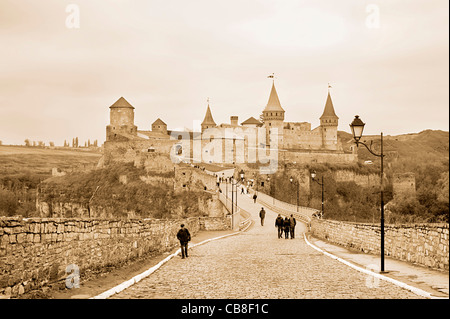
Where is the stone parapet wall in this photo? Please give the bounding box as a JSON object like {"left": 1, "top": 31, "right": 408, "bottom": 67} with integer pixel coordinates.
{"left": 310, "top": 219, "right": 449, "bottom": 271}
{"left": 0, "top": 216, "right": 230, "bottom": 297}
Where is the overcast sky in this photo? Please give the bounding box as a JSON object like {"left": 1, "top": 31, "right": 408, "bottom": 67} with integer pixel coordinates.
{"left": 0, "top": 0, "right": 448, "bottom": 146}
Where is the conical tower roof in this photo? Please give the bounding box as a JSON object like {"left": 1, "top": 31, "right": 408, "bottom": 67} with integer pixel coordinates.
{"left": 241, "top": 117, "right": 262, "bottom": 126}
{"left": 263, "top": 82, "right": 284, "bottom": 112}
{"left": 320, "top": 92, "right": 338, "bottom": 119}
{"left": 201, "top": 105, "right": 216, "bottom": 126}
{"left": 110, "top": 97, "right": 134, "bottom": 109}
{"left": 152, "top": 118, "right": 167, "bottom": 126}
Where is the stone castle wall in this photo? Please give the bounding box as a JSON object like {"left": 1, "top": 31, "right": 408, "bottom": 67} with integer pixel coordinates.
{"left": 283, "top": 150, "right": 357, "bottom": 165}
{"left": 0, "top": 215, "right": 231, "bottom": 297}
{"left": 174, "top": 166, "right": 218, "bottom": 191}
{"left": 334, "top": 170, "right": 380, "bottom": 187}
{"left": 310, "top": 219, "right": 449, "bottom": 271}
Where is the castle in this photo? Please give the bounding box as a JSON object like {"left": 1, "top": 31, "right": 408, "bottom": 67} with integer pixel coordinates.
{"left": 102, "top": 80, "right": 356, "bottom": 171}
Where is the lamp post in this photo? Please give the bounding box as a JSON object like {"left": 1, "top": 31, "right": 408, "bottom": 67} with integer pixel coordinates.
{"left": 231, "top": 170, "right": 245, "bottom": 229}
{"left": 311, "top": 170, "right": 324, "bottom": 218}
{"left": 289, "top": 176, "right": 300, "bottom": 212}
{"left": 350, "top": 115, "right": 386, "bottom": 273}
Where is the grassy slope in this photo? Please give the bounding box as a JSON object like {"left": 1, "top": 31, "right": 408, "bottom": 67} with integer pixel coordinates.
{"left": 0, "top": 145, "right": 102, "bottom": 180}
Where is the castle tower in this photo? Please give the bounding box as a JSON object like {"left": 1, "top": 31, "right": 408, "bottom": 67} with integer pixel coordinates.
{"left": 201, "top": 104, "right": 217, "bottom": 132}
{"left": 263, "top": 81, "right": 285, "bottom": 147}
{"left": 152, "top": 118, "right": 168, "bottom": 135}
{"left": 106, "top": 97, "right": 138, "bottom": 141}
{"left": 319, "top": 92, "right": 339, "bottom": 150}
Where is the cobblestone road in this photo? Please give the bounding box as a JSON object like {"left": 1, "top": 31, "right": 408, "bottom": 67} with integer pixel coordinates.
{"left": 110, "top": 192, "right": 424, "bottom": 299}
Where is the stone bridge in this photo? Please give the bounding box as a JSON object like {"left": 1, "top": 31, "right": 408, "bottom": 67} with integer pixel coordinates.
{"left": 0, "top": 186, "right": 448, "bottom": 299}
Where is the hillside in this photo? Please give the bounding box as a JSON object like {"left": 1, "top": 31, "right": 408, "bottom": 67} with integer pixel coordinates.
{"left": 338, "top": 129, "right": 449, "bottom": 165}
{"left": 0, "top": 146, "right": 103, "bottom": 217}
{"left": 0, "top": 145, "right": 102, "bottom": 180}
{"left": 38, "top": 163, "right": 211, "bottom": 219}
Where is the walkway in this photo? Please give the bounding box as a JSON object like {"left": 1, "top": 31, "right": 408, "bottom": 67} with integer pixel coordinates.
{"left": 109, "top": 190, "right": 427, "bottom": 299}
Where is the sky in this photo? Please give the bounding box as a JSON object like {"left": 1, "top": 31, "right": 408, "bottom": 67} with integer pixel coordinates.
{"left": 0, "top": 0, "right": 448, "bottom": 146}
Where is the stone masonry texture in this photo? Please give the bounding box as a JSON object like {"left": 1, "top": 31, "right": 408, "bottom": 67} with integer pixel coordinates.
{"left": 110, "top": 213, "right": 424, "bottom": 299}
{"left": 310, "top": 219, "right": 449, "bottom": 271}
{"left": 0, "top": 216, "right": 230, "bottom": 297}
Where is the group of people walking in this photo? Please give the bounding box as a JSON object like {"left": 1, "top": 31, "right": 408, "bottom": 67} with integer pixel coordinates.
{"left": 275, "top": 213, "right": 296, "bottom": 239}
{"left": 177, "top": 208, "right": 298, "bottom": 260}
{"left": 259, "top": 207, "right": 296, "bottom": 239}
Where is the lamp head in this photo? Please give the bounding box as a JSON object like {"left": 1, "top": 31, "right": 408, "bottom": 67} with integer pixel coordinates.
{"left": 350, "top": 115, "right": 365, "bottom": 143}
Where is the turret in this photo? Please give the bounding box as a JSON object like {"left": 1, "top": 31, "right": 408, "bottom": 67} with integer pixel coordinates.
{"left": 201, "top": 104, "right": 217, "bottom": 132}
{"left": 106, "top": 97, "right": 138, "bottom": 141}
{"left": 152, "top": 118, "right": 168, "bottom": 135}
{"left": 319, "top": 92, "right": 339, "bottom": 149}
{"left": 262, "top": 81, "right": 285, "bottom": 146}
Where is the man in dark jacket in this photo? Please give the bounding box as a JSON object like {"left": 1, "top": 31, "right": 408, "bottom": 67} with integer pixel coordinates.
{"left": 275, "top": 214, "right": 284, "bottom": 238}
{"left": 176, "top": 224, "right": 191, "bottom": 259}
{"left": 289, "top": 214, "right": 297, "bottom": 239}
{"left": 283, "top": 217, "right": 290, "bottom": 239}
{"left": 259, "top": 207, "right": 266, "bottom": 226}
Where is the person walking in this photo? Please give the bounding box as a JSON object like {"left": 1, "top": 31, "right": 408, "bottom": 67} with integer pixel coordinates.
{"left": 259, "top": 207, "right": 266, "bottom": 226}
{"left": 275, "top": 214, "right": 284, "bottom": 238}
{"left": 283, "top": 217, "right": 290, "bottom": 239}
{"left": 253, "top": 193, "right": 257, "bottom": 203}
{"left": 176, "top": 224, "right": 191, "bottom": 259}
{"left": 289, "top": 214, "right": 297, "bottom": 239}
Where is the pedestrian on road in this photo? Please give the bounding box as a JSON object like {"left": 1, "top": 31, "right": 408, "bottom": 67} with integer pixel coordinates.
{"left": 241, "top": 187, "right": 245, "bottom": 194}
{"left": 259, "top": 207, "right": 266, "bottom": 226}
{"left": 253, "top": 193, "right": 257, "bottom": 203}
{"left": 283, "top": 217, "right": 290, "bottom": 239}
{"left": 275, "top": 214, "right": 284, "bottom": 238}
{"left": 289, "top": 214, "right": 296, "bottom": 239}
{"left": 176, "top": 224, "right": 191, "bottom": 259}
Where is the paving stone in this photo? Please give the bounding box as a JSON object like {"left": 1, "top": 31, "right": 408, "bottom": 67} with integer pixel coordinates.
{"left": 110, "top": 192, "right": 425, "bottom": 299}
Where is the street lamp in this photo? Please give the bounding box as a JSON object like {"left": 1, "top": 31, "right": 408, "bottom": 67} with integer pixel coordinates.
{"left": 311, "top": 170, "right": 324, "bottom": 218}
{"left": 231, "top": 170, "right": 244, "bottom": 229}
{"left": 349, "top": 115, "right": 386, "bottom": 273}
{"left": 289, "top": 176, "right": 300, "bottom": 212}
